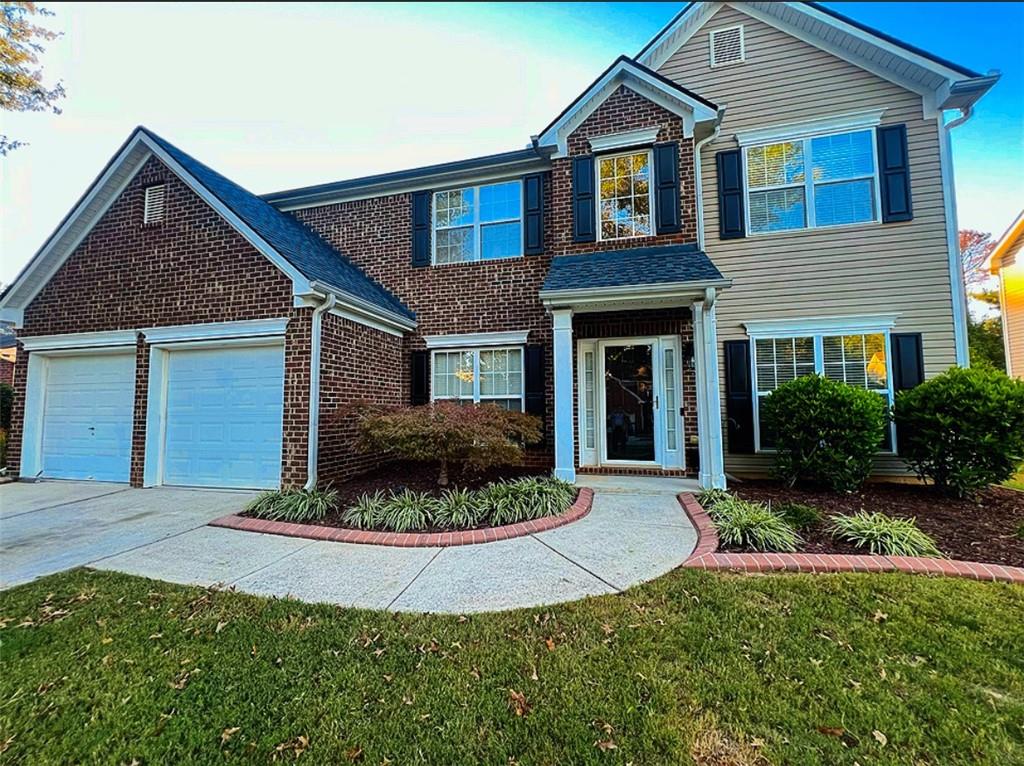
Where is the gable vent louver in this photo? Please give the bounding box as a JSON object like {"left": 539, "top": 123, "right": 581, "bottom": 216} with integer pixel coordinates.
{"left": 144, "top": 184, "right": 166, "bottom": 224}
{"left": 710, "top": 25, "right": 745, "bottom": 67}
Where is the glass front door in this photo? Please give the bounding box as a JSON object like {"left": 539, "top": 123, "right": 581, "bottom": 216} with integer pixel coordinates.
{"left": 603, "top": 344, "right": 656, "bottom": 462}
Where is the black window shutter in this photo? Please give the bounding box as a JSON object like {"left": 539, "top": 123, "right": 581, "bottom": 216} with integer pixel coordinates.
{"left": 877, "top": 124, "right": 913, "bottom": 223}
{"left": 572, "top": 155, "right": 596, "bottom": 243}
{"left": 411, "top": 190, "right": 432, "bottom": 267}
{"left": 410, "top": 350, "right": 430, "bottom": 405}
{"left": 524, "top": 344, "right": 546, "bottom": 434}
{"left": 890, "top": 333, "right": 923, "bottom": 454}
{"left": 716, "top": 149, "right": 745, "bottom": 240}
{"left": 724, "top": 339, "right": 755, "bottom": 454}
{"left": 523, "top": 173, "right": 545, "bottom": 255}
{"left": 653, "top": 142, "right": 681, "bottom": 235}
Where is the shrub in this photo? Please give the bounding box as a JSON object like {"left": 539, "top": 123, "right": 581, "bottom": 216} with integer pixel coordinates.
{"left": 341, "top": 490, "right": 386, "bottom": 529}
{"left": 478, "top": 477, "right": 576, "bottom": 527}
{"left": 246, "top": 487, "right": 338, "bottom": 523}
{"left": 762, "top": 375, "right": 888, "bottom": 492}
{"left": 433, "top": 488, "right": 487, "bottom": 529}
{"left": 707, "top": 497, "right": 801, "bottom": 552}
{"left": 696, "top": 488, "right": 731, "bottom": 510}
{"left": 0, "top": 428, "right": 7, "bottom": 470}
{"left": 0, "top": 382, "right": 12, "bottom": 432}
{"left": 774, "top": 501, "right": 822, "bottom": 530}
{"left": 893, "top": 366, "right": 1024, "bottom": 497}
{"left": 829, "top": 512, "right": 942, "bottom": 558}
{"left": 357, "top": 402, "right": 543, "bottom": 486}
{"left": 378, "top": 489, "right": 439, "bottom": 533}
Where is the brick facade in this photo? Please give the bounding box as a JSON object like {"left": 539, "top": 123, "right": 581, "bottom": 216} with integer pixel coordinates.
{"left": 10, "top": 82, "right": 703, "bottom": 486}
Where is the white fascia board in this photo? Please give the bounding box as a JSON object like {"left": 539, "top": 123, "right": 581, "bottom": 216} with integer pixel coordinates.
{"left": 142, "top": 317, "right": 290, "bottom": 344}
{"left": 20, "top": 329, "right": 138, "bottom": 352}
{"left": 0, "top": 135, "right": 152, "bottom": 322}
{"left": 734, "top": 109, "right": 885, "bottom": 146}
{"left": 540, "top": 278, "right": 733, "bottom": 307}
{"left": 307, "top": 280, "right": 416, "bottom": 335}
{"left": 139, "top": 134, "right": 312, "bottom": 296}
{"left": 589, "top": 127, "right": 662, "bottom": 152}
{"left": 424, "top": 330, "right": 530, "bottom": 349}
{"left": 742, "top": 313, "right": 900, "bottom": 338}
{"left": 986, "top": 211, "right": 1024, "bottom": 273}
{"left": 636, "top": 2, "right": 722, "bottom": 71}
{"left": 537, "top": 61, "right": 718, "bottom": 156}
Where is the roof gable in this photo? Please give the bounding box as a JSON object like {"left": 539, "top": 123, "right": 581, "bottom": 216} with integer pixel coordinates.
{"left": 988, "top": 211, "right": 1024, "bottom": 273}
{"left": 636, "top": 2, "right": 996, "bottom": 110}
{"left": 1, "top": 128, "right": 414, "bottom": 328}
{"left": 536, "top": 55, "right": 719, "bottom": 157}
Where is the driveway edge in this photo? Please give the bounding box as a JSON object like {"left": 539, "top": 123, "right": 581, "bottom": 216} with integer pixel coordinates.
{"left": 209, "top": 488, "right": 595, "bottom": 548}
{"left": 677, "top": 493, "right": 1024, "bottom": 584}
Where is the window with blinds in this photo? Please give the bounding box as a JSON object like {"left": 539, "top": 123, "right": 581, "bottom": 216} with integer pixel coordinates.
{"left": 745, "top": 129, "right": 878, "bottom": 234}
{"left": 143, "top": 184, "right": 166, "bottom": 224}
{"left": 752, "top": 331, "right": 893, "bottom": 451}
{"left": 709, "top": 25, "right": 745, "bottom": 67}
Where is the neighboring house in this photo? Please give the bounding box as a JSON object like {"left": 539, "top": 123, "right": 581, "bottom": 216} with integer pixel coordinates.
{"left": 987, "top": 211, "right": 1024, "bottom": 378}
{"left": 0, "top": 2, "right": 998, "bottom": 490}
{"left": 0, "top": 325, "right": 15, "bottom": 386}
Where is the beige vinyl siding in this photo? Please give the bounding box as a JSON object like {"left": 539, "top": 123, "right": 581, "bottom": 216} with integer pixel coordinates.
{"left": 660, "top": 5, "right": 958, "bottom": 476}
{"left": 999, "top": 234, "right": 1024, "bottom": 378}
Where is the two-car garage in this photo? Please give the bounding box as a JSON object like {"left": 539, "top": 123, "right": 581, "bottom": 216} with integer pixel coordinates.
{"left": 23, "top": 322, "right": 287, "bottom": 490}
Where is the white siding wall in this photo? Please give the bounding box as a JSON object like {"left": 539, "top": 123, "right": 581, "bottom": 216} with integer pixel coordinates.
{"left": 659, "top": 5, "right": 959, "bottom": 475}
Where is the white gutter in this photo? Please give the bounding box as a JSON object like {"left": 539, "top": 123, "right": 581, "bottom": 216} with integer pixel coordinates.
{"left": 309, "top": 280, "right": 416, "bottom": 333}
{"left": 938, "top": 106, "right": 973, "bottom": 367}
{"left": 694, "top": 108, "right": 725, "bottom": 249}
{"left": 304, "top": 291, "right": 336, "bottom": 491}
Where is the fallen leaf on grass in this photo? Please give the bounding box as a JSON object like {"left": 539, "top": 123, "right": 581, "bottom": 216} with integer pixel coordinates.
{"left": 817, "top": 726, "right": 860, "bottom": 748}
{"left": 345, "top": 745, "right": 364, "bottom": 761}
{"left": 544, "top": 637, "right": 556, "bottom": 651}
{"left": 595, "top": 740, "right": 617, "bottom": 751}
{"left": 872, "top": 730, "right": 888, "bottom": 747}
{"left": 221, "top": 726, "right": 241, "bottom": 744}
{"left": 508, "top": 689, "right": 531, "bottom": 717}
{"left": 216, "top": 621, "right": 229, "bottom": 633}
{"left": 873, "top": 611, "right": 888, "bottom": 623}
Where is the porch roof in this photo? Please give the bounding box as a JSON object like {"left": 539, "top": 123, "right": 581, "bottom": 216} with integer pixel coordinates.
{"left": 540, "top": 244, "right": 729, "bottom": 300}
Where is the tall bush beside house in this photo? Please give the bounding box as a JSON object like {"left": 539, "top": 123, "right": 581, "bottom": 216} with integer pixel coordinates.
{"left": 357, "top": 402, "right": 543, "bottom": 486}
{"left": 0, "top": 382, "right": 12, "bottom": 469}
{"left": 894, "top": 367, "right": 1024, "bottom": 497}
{"left": 761, "top": 375, "right": 888, "bottom": 492}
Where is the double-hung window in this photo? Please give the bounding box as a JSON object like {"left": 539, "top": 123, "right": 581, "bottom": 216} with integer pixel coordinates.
{"left": 431, "top": 347, "right": 524, "bottom": 411}
{"left": 597, "top": 150, "right": 654, "bottom": 239}
{"left": 745, "top": 128, "right": 879, "bottom": 234}
{"left": 432, "top": 181, "right": 522, "bottom": 264}
{"left": 752, "top": 326, "right": 894, "bottom": 452}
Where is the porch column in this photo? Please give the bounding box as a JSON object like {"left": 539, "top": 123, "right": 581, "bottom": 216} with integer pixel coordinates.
{"left": 551, "top": 308, "right": 576, "bottom": 483}
{"left": 692, "top": 298, "right": 726, "bottom": 489}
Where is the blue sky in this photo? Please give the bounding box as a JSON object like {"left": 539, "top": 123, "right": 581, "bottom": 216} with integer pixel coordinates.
{"left": 2, "top": 2, "right": 1022, "bottom": 285}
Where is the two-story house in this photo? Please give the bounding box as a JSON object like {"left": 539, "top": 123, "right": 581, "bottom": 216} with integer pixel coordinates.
{"left": 0, "top": 2, "right": 998, "bottom": 491}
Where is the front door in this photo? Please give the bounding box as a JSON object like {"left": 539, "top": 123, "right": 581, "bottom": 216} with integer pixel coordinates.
{"left": 603, "top": 343, "right": 655, "bottom": 462}
{"left": 577, "top": 336, "right": 684, "bottom": 470}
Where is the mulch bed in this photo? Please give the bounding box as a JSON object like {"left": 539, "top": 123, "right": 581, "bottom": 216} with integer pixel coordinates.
{"left": 729, "top": 480, "right": 1024, "bottom": 568}
{"left": 240, "top": 461, "right": 554, "bottom": 533}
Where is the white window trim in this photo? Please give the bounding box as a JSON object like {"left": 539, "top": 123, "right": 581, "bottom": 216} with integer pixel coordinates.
{"left": 709, "top": 24, "right": 745, "bottom": 68}
{"left": 595, "top": 148, "right": 657, "bottom": 242}
{"left": 424, "top": 330, "right": 529, "bottom": 349}
{"left": 747, "top": 320, "right": 898, "bottom": 455}
{"left": 588, "top": 127, "right": 661, "bottom": 153}
{"left": 142, "top": 318, "right": 289, "bottom": 344}
{"left": 19, "top": 329, "right": 138, "bottom": 351}
{"left": 741, "top": 125, "right": 884, "bottom": 236}
{"left": 431, "top": 180, "right": 524, "bottom": 266}
{"left": 430, "top": 345, "right": 525, "bottom": 410}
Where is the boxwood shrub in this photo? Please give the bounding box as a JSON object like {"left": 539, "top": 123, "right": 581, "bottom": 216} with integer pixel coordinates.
{"left": 894, "top": 366, "right": 1024, "bottom": 497}
{"left": 761, "top": 375, "right": 889, "bottom": 492}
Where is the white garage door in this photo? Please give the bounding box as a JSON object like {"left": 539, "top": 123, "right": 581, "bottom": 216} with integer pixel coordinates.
{"left": 41, "top": 353, "right": 136, "bottom": 482}
{"left": 162, "top": 344, "right": 284, "bottom": 489}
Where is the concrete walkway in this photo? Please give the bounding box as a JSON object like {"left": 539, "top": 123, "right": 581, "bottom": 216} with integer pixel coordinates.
{"left": 2, "top": 476, "right": 699, "bottom": 613}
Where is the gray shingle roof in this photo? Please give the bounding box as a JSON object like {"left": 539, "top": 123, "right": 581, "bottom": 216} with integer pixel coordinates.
{"left": 141, "top": 128, "right": 415, "bottom": 321}
{"left": 541, "top": 244, "right": 726, "bottom": 293}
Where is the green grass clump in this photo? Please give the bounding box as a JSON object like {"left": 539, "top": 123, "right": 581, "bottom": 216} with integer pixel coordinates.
{"left": 341, "top": 490, "right": 386, "bottom": 529}
{"left": 478, "top": 477, "right": 576, "bottom": 526}
{"left": 378, "top": 489, "right": 439, "bottom": 532}
{"left": 245, "top": 487, "right": 338, "bottom": 522}
{"left": 774, "top": 501, "right": 822, "bottom": 530}
{"left": 433, "top": 488, "right": 487, "bottom": 529}
{"left": 696, "top": 487, "right": 731, "bottom": 509}
{"left": 708, "top": 497, "right": 801, "bottom": 553}
{"left": 829, "top": 511, "right": 943, "bottom": 557}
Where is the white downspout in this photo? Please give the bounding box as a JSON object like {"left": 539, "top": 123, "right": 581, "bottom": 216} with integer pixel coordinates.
{"left": 940, "top": 106, "right": 973, "bottom": 367}
{"left": 695, "top": 108, "right": 725, "bottom": 250}
{"left": 304, "top": 291, "right": 336, "bottom": 491}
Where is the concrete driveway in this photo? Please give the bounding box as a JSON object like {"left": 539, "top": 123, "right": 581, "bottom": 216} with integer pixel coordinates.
{"left": 0, "top": 481, "right": 255, "bottom": 588}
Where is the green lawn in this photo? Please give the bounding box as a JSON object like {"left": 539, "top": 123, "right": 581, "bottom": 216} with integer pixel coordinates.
{"left": 1, "top": 569, "right": 1022, "bottom": 765}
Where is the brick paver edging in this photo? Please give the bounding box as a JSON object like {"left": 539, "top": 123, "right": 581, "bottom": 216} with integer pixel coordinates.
{"left": 209, "top": 487, "right": 594, "bottom": 548}
{"left": 677, "top": 493, "right": 1024, "bottom": 585}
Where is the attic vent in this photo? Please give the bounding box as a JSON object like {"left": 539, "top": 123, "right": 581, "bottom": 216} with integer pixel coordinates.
{"left": 143, "top": 184, "right": 166, "bottom": 224}
{"left": 710, "top": 25, "right": 745, "bottom": 67}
